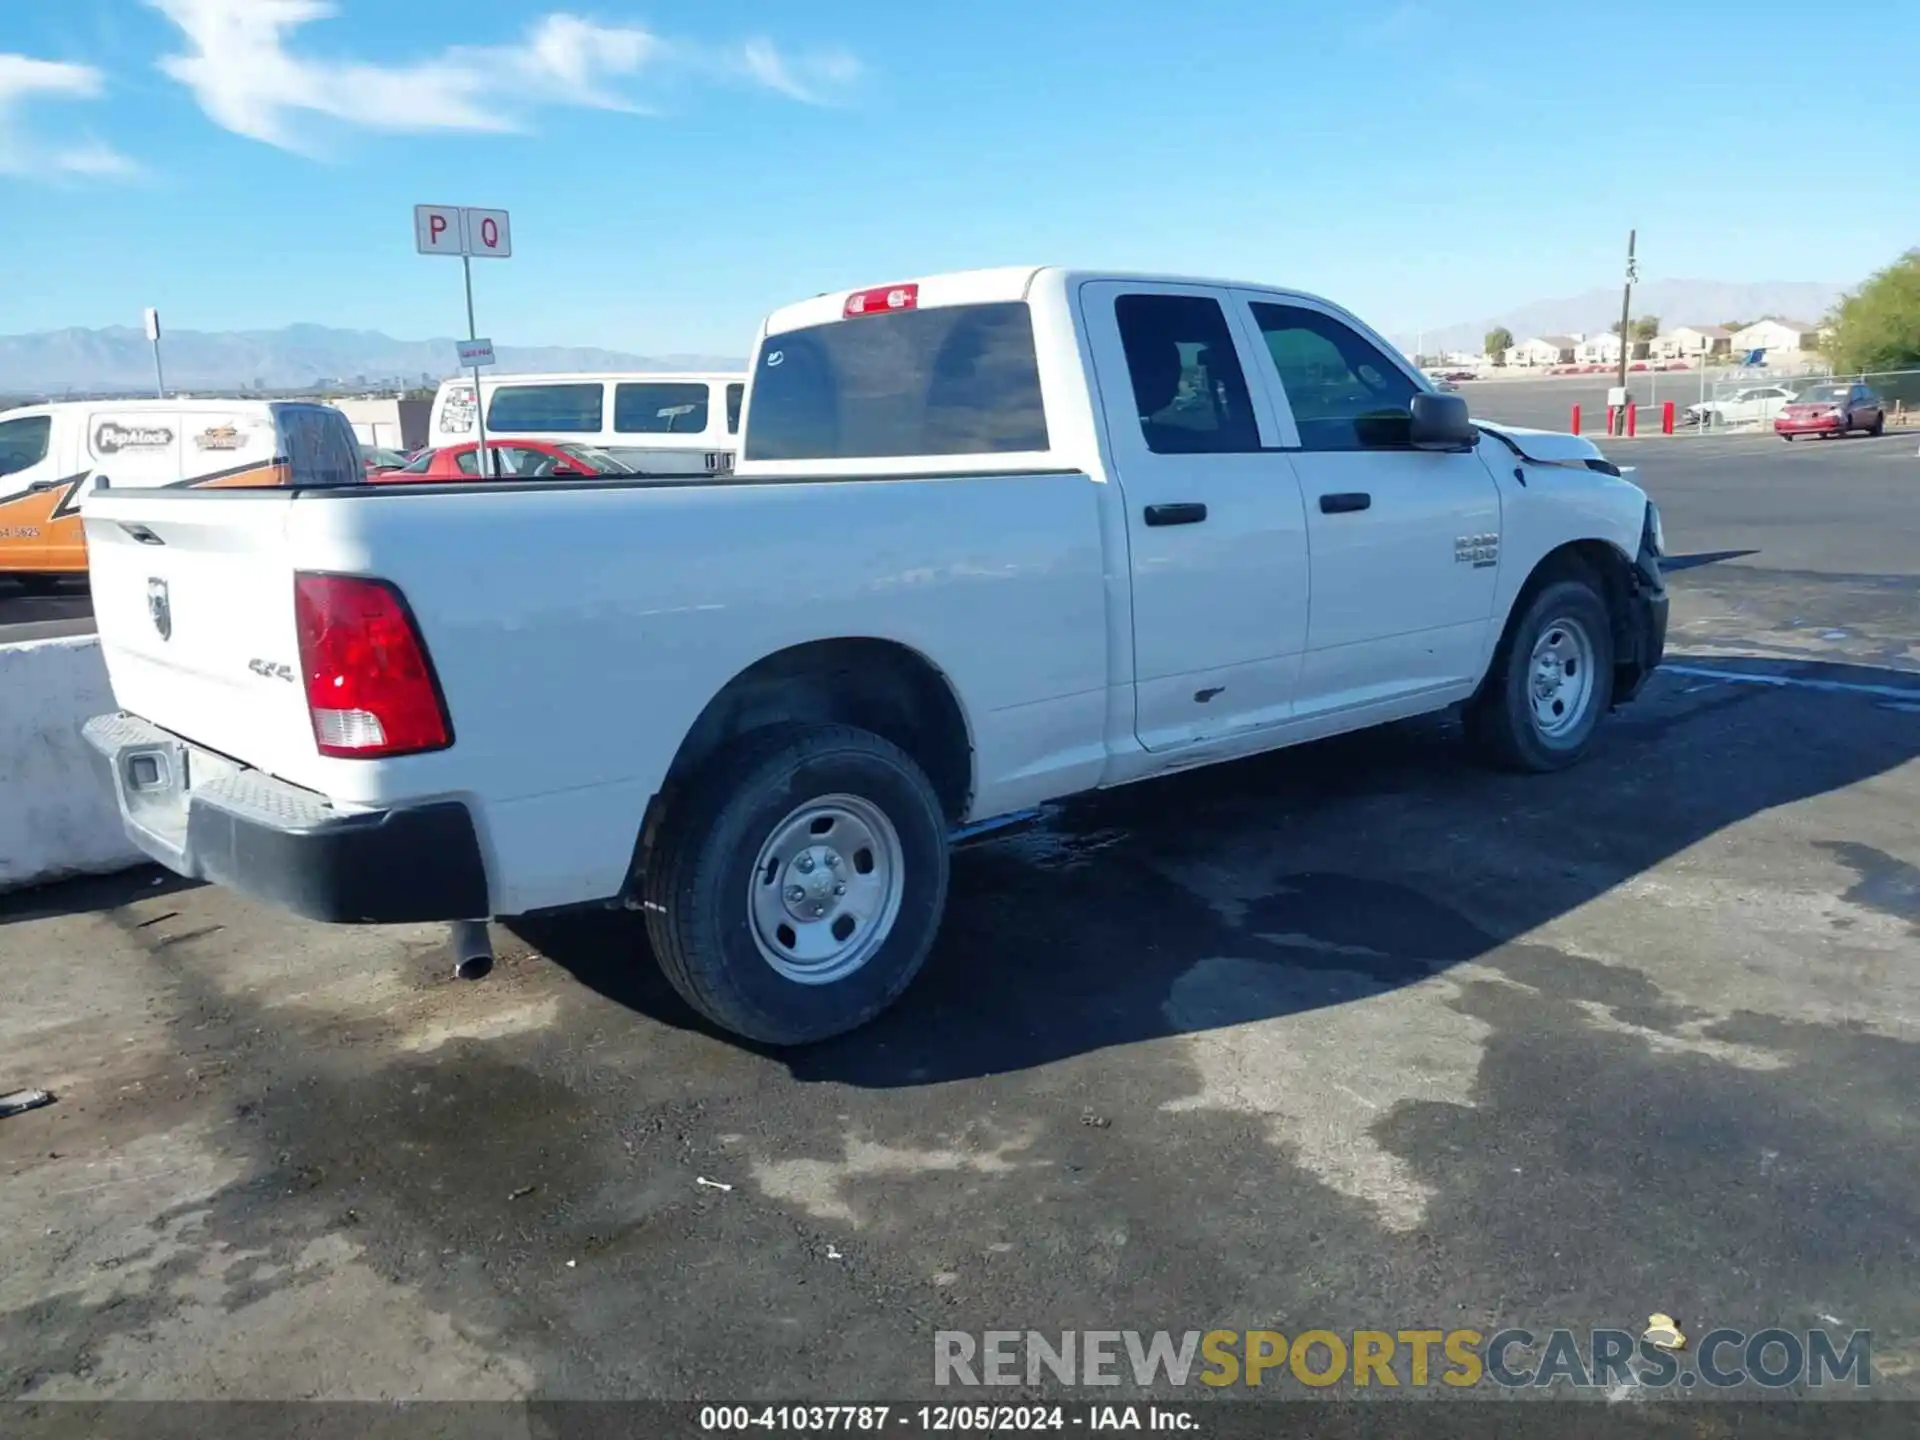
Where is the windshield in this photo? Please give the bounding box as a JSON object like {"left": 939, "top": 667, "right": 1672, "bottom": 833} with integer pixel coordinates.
{"left": 0, "top": 415, "right": 52, "bottom": 478}
{"left": 558, "top": 443, "right": 633, "bottom": 473}
{"left": 1796, "top": 384, "right": 1848, "bottom": 403}
{"left": 399, "top": 449, "right": 437, "bottom": 473}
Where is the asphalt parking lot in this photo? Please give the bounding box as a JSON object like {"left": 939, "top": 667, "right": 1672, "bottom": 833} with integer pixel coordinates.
{"left": 2, "top": 433, "right": 1917, "bottom": 1416}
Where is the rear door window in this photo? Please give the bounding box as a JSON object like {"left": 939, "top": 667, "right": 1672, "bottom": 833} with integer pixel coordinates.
{"left": 0, "top": 415, "right": 52, "bottom": 478}
{"left": 726, "top": 383, "right": 744, "bottom": 435}
{"left": 745, "top": 301, "right": 1050, "bottom": 462}
{"left": 613, "top": 382, "right": 710, "bottom": 434}
{"left": 486, "top": 383, "right": 604, "bottom": 433}
{"left": 1113, "top": 294, "right": 1261, "bottom": 454}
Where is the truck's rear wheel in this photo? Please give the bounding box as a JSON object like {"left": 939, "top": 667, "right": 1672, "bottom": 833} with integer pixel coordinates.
{"left": 642, "top": 724, "right": 950, "bottom": 1045}
{"left": 1467, "top": 576, "right": 1615, "bottom": 773}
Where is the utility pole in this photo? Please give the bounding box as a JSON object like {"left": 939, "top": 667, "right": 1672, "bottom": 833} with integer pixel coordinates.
{"left": 1614, "top": 230, "right": 1637, "bottom": 434}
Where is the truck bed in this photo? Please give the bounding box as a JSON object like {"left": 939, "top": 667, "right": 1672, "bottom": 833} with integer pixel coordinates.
{"left": 83, "top": 470, "right": 1118, "bottom": 914}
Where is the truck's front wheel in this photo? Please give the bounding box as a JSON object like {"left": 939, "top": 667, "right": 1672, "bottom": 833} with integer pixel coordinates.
{"left": 1467, "top": 576, "right": 1615, "bottom": 772}
{"left": 643, "top": 725, "right": 951, "bottom": 1045}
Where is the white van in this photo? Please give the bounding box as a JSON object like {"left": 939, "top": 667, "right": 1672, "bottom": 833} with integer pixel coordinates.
{"left": 0, "top": 398, "right": 358, "bottom": 581}
{"left": 426, "top": 372, "right": 745, "bottom": 475}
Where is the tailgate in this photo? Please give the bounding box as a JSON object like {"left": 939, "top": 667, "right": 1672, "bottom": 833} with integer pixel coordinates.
{"left": 83, "top": 492, "right": 323, "bottom": 787}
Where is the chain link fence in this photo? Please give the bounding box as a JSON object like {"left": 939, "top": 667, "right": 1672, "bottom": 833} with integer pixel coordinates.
{"left": 1673, "top": 365, "right": 1920, "bottom": 435}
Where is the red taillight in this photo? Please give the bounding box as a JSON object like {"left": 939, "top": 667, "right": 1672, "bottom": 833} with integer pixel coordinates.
{"left": 844, "top": 283, "right": 918, "bottom": 318}
{"left": 293, "top": 573, "right": 451, "bottom": 758}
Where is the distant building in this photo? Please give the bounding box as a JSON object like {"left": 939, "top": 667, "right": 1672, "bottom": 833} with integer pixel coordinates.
{"left": 1505, "top": 335, "right": 1579, "bottom": 367}
{"left": 1656, "top": 325, "right": 1734, "bottom": 361}
{"left": 1730, "top": 318, "right": 1818, "bottom": 357}
{"left": 1577, "top": 333, "right": 1623, "bottom": 366}
{"left": 331, "top": 397, "right": 430, "bottom": 450}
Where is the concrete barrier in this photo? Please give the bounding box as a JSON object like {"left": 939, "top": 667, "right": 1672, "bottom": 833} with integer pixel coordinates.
{"left": 1, "top": 635, "right": 142, "bottom": 891}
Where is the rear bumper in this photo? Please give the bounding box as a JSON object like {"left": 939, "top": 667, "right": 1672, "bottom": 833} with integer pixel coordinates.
{"left": 82, "top": 712, "right": 489, "bottom": 924}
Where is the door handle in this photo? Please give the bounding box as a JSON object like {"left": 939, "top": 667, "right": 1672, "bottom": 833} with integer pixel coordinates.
{"left": 1144, "top": 502, "right": 1207, "bottom": 527}
{"left": 25, "top": 479, "right": 62, "bottom": 493}
{"left": 1319, "top": 492, "right": 1372, "bottom": 514}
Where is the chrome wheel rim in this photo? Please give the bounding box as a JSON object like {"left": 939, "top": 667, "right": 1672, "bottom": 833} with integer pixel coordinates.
{"left": 748, "top": 794, "right": 904, "bottom": 985}
{"left": 1528, "top": 616, "right": 1597, "bottom": 740}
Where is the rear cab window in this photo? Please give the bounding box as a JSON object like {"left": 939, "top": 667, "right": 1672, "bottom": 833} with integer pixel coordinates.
{"left": 744, "top": 299, "right": 1050, "bottom": 464}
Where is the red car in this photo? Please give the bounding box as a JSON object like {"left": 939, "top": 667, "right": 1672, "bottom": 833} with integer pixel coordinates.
{"left": 371, "top": 439, "right": 634, "bottom": 481}
{"left": 1775, "top": 382, "right": 1886, "bottom": 441}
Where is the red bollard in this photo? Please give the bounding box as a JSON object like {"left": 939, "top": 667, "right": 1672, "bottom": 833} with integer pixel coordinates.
{"left": 1570, "top": 403, "right": 1581, "bottom": 435}
{"left": 1606, "top": 405, "right": 1617, "bottom": 436}
{"left": 1627, "top": 404, "right": 1638, "bottom": 437}
{"left": 1662, "top": 400, "right": 1675, "bottom": 435}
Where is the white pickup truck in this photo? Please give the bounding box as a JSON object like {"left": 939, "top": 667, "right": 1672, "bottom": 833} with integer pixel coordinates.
{"left": 83, "top": 267, "right": 1668, "bottom": 1045}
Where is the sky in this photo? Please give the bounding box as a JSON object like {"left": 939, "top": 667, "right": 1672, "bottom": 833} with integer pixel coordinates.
{"left": 3, "top": 0, "right": 1916, "bottom": 356}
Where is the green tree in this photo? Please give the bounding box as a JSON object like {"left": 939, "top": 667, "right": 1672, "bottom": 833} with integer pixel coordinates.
{"left": 1820, "top": 249, "right": 1920, "bottom": 373}
{"left": 1631, "top": 315, "right": 1661, "bottom": 341}
{"left": 1720, "top": 319, "right": 1752, "bottom": 334}
{"left": 1484, "top": 326, "right": 1514, "bottom": 361}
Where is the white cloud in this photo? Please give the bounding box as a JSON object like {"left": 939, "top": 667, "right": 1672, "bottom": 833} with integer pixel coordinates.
{"left": 735, "top": 37, "right": 862, "bottom": 106}
{"left": 0, "top": 53, "right": 138, "bottom": 178}
{"left": 146, "top": 1, "right": 859, "bottom": 152}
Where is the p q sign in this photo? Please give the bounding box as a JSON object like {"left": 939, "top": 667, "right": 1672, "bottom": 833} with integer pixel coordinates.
{"left": 414, "top": 204, "right": 513, "bottom": 258}
{"left": 464, "top": 208, "right": 512, "bottom": 259}
{"left": 414, "top": 204, "right": 463, "bottom": 255}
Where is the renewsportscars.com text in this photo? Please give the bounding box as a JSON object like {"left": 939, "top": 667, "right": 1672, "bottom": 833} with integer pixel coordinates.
{"left": 934, "top": 1328, "right": 1873, "bottom": 1391}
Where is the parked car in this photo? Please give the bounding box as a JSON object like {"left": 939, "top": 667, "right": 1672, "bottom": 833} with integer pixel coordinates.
{"left": 374, "top": 439, "right": 635, "bottom": 481}
{"left": 1684, "top": 385, "right": 1799, "bottom": 429}
{"left": 80, "top": 265, "right": 1667, "bottom": 1046}
{"left": 360, "top": 446, "right": 410, "bottom": 478}
{"left": 1774, "top": 382, "right": 1886, "bottom": 440}
{"left": 0, "top": 398, "right": 358, "bottom": 583}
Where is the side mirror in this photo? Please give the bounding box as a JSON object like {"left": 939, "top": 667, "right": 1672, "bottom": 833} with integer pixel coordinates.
{"left": 550, "top": 464, "right": 583, "bottom": 477}
{"left": 1410, "top": 391, "right": 1475, "bottom": 451}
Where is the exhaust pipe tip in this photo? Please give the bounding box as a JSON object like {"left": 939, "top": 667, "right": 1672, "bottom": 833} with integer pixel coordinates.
{"left": 454, "top": 952, "right": 494, "bottom": 982}
{"left": 449, "top": 919, "right": 494, "bottom": 981}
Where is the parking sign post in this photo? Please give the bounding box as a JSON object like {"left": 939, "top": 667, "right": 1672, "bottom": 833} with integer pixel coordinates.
{"left": 461, "top": 251, "right": 491, "bottom": 472}
{"left": 414, "top": 204, "right": 513, "bottom": 475}
{"left": 143, "top": 307, "right": 165, "bottom": 399}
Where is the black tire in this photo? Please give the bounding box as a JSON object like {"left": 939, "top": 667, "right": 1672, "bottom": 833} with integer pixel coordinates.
{"left": 1467, "top": 575, "right": 1616, "bottom": 773}
{"left": 642, "top": 724, "right": 950, "bottom": 1045}
{"left": 1869, "top": 413, "right": 1885, "bottom": 437}
{"left": 1780, "top": 433, "right": 1796, "bottom": 443}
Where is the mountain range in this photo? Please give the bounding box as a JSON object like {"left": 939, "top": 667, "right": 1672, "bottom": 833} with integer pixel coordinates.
{"left": 1395, "top": 279, "right": 1849, "bottom": 358}
{"left": 0, "top": 323, "right": 742, "bottom": 396}
{"left": 0, "top": 277, "right": 1852, "bottom": 394}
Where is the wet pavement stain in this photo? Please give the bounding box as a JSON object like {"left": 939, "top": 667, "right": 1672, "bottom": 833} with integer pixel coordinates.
{"left": 1817, "top": 841, "right": 1920, "bottom": 934}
